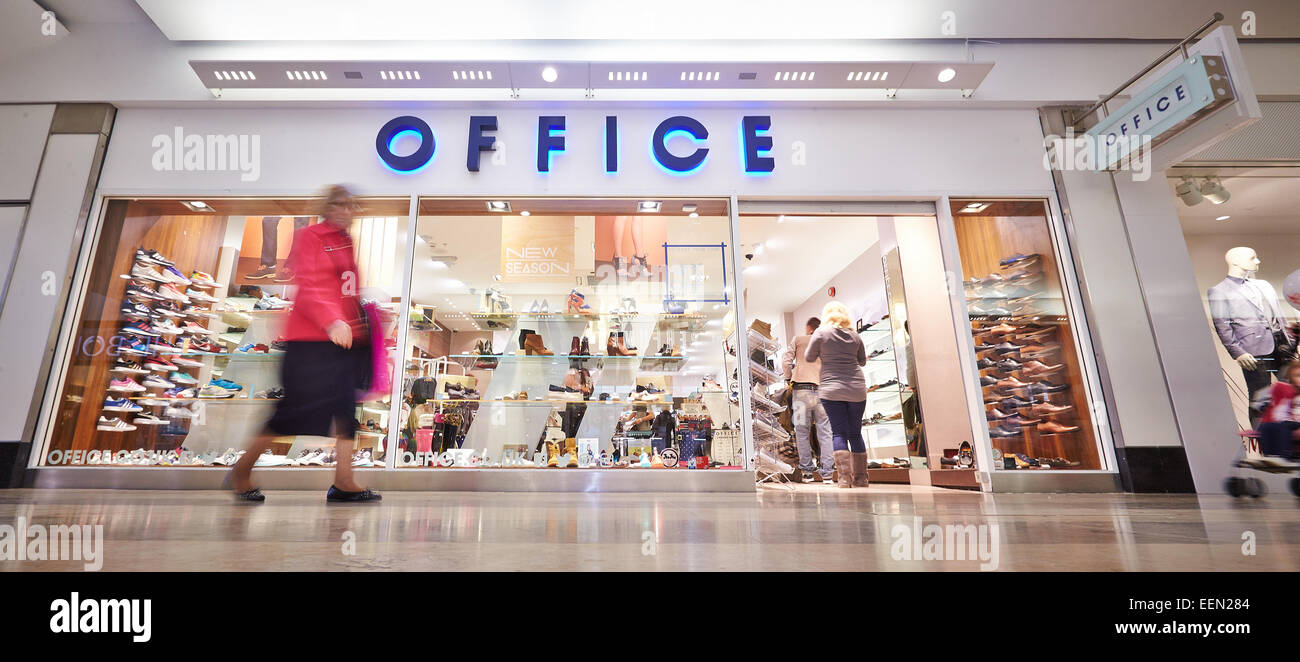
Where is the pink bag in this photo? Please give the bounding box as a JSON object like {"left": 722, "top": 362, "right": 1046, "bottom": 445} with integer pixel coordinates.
{"left": 416, "top": 428, "right": 435, "bottom": 454}
{"left": 358, "top": 301, "right": 392, "bottom": 401}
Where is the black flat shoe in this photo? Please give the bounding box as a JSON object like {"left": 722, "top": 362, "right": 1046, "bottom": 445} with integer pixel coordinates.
{"left": 234, "top": 487, "right": 265, "bottom": 502}
{"left": 326, "top": 485, "right": 382, "bottom": 502}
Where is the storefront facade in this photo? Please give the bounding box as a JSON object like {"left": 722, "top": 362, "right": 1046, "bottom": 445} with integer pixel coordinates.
{"left": 19, "top": 103, "right": 1124, "bottom": 491}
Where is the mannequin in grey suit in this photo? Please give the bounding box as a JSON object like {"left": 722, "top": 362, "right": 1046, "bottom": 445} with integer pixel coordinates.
{"left": 1207, "top": 247, "right": 1295, "bottom": 422}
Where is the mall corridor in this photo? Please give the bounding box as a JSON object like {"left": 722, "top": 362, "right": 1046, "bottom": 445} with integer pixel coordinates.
{"left": 1, "top": 487, "right": 1294, "bottom": 572}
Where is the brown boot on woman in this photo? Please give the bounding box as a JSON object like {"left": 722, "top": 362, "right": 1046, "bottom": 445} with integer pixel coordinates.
{"left": 850, "top": 453, "right": 870, "bottom": 487}
{"left": 834, "top": 451, "right": 853, "bottom": 488}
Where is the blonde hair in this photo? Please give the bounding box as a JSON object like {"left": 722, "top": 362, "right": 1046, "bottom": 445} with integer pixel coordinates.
{"left": 821, "top": 301, "right": 852, "bottom": 329}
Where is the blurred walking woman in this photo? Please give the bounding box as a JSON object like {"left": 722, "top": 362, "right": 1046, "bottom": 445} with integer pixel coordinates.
{"left": 804, "top": 301, "right": 870, "bottom": 488}
{"left": 230, "top": 185, "right": 381, "bottom": 502}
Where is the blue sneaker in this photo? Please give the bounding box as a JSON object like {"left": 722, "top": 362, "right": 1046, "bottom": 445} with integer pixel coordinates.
{"left": 118, "top": 337, "right": 152, "bottom": 356}
{"left": 102, "top": 397, "right": 142, "bottom": 413}
{"left": 209, "top": 378, "right": 242, "bottom": 391}
{"left": 237, "top": 343, "right": 255, "bottom": 352}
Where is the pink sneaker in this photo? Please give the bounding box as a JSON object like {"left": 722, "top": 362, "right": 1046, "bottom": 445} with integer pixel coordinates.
{"left": 108, "top": 377, "right": 146, "bottom": 393}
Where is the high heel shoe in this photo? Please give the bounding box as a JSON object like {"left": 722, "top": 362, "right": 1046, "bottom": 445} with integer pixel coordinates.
{"left": 632, "top": 255, "right": 649, "bottom": 277}
{"left": 567, "top": 289, "right": 592, "bottom": 314}
{"left": 613, "top": 256, "right": 628, "bottom": 276}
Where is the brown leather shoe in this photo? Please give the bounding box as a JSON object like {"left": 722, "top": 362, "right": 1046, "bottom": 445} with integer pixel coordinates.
{"left": 1029, "top": 402, "right": 1073, "bottom": 416}
{"left": 1021, "top": 359, "right": 1064, "bottom": 377}
{"left": 1038, "top": 420, "right": 1080, "bottom": 434}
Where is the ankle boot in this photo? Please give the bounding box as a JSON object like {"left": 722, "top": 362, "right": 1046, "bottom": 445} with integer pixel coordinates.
{"left": 579, "top": 337, "right": 590, "bottom": 356}
{"left": 564, "top": 438, "right": 579, "bottom": 468}
{"left": 617, "top": 332, "right": 630, "bottom": 356}
{"left": 569, "top": 336, "right": 581, "bottom": 355}
{"left": 833, "top": 451, "right": 853, "bottom": 488}
{"left": 851, "top": 453, "right": 870, "bottom": 487}
{"left": 546, "top": 440, "right": 560, "bottom": 468}
{"left": 524, "top": 333, "right": 553, "bottom": 356}
{"left": 563, "top": 368, "right": 582, "bottom": 391}
{"left": 607, "top": 333, "right": 621, "bottom": 357}
{"left": 518, "top": 329, "right": 536, "bottom": 350}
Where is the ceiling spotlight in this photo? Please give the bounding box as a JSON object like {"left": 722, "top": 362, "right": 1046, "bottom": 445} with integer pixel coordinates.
{"left": 937, "top": 67, "right": 957, "bottom": 83}
{"left": 638, "top": 200, "right": 661, "bottom": 213}
{"left": 681, "top": 204, "right": 698, "bottom": 213}
{"left": 958, "top": 202, "right": 990, "bottom": 213}
{"left": 1216, "top": 215, "right": 1231, "bottom": 221}
{"left": 776, "top": 215, "right": 785, "bottom": 223}
{"left": 689, "top": 212, "right": 699, "bottom": 218}
{"left": 1175, "top": 178, "right": 1203, "bottom": 206}
{"left": 486, "top": 201, "right": 511, "bottom": 212}
{"left": 181, "top": 201, "right": 213, "bottom": 212}
{"left": 541, "top": 66, "right": 558, "bottom": 83}
{"left": 1199, "top": 177, "right": 1230, "bottom": 205}
{"left": 519, "top": 210, "right": 531, "bottom": 216}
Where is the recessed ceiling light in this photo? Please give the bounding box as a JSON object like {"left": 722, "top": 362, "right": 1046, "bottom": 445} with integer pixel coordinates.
{"left": 519, "top": 210, "right": 531, "bottom": 216}
{"left": 541, "top": 66, "right": 558, "bottom": 83}
{"left": 638, "top": 201, "right": 661, "bottom": 213}
{"left": 689, "top": 212, "right": 699, "bottom": 218}
{"left": 486, "top": 201, "right": 511, "bottom": 212}
{"left": 958, "top": 202, "right": 990, "bottom": 213}
{"left": 181, "top": 201, "right": 212, "bottom": 212}
{"left": 681, "top": 204, "right": 698, "bottom": 213}
{"left": 937, "top": 67, "right": 957, "bottom": 83}
{"left": 1216, "top": 215, "right": 1231, "bottom": 221}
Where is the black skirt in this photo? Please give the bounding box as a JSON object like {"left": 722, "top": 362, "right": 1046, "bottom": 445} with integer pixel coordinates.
{"left": 266, "top": 341, "right": 369, "bottom": 438}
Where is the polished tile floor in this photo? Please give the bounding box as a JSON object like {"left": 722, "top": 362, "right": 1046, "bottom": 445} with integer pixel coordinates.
{"left": 1, "top": 485, "right": 1297, "bottom": 571}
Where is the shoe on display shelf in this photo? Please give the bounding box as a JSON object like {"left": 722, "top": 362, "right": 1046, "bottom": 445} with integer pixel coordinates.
{"left": 1037, "top": 421, "right": 1080, "bottom": 435}
{"left": 132, "top": 413, "right": 169, "bottom": 426}
{"left": 181, "top": 305, "right": 219, "bottom": 320}
{"left": 988, "top": 425, "right": 1023, "bottom": 438}
{"left": 253, "top": 387, "right": 284, "bottom": 399}
{"left": 118, "top": 337, "right": 152, "bottom": 356}
{"left": 183, "top": 321, "right": 216, "bottom": 336}
{"left": 127, "top": 263, "right": 168, "bottom": 283}
{"left": 999, "top": 253, "right": 1041, "bottom": 268}
{"left": 211, "top": 449, "right": 244, "bottom": 466}
{"left": 143, "top": 355, "right": 177, "bottom": 371}
{"left": 147, "top": 338, "right": 183, "bottom": 353}
{"left": 247, "top": 265, "right": 276, "bottom": 280}
{"left": 208, "top": 378, "right": 243, "bottom": 392}
{"left": 121, "top": 321, "right": 160, "bottom": 338}
{"left": 111, "top": 358, "right": 150, "bottom": 375}
{"left": 96, "top": 416, "right": 137, "bottom": 432}
{"left": 142, "top": 375, "right": 175, "bottom": 390}
{"left": 134, "top": 248, "right": 174, "bottom": 267}
{"left": 255, "top": 451, "right": 293, "bottom": 467}
{"left": 102, "top": 397, "right": 143, "bottom": 413}
{"left": 168, "top": 371, "right": 198, "bottom": 386}
{"left": 124, "top": 283, "right": 165, "bottom": 302}
{"left": 120, "top": 303, "right": 152, "bottom": 320}
{"left": 151, "top": 303, "right": 186, "bottom": 319}
{"left": 152, "top": 319, "right": 183, "bottom": 335}
{"left": 197, "top": 384, "right": 236, "bottom": 399}
{"left": 172, "top": 356, "right": 204, "bottom": 368}
{"left": 163, "top": 404, "right": 193, "bottom": 419}
{"left": 158, "top": 265, "right": 192, "bottom": 286}
{"left": 155, "top": 283, "right": 190, "bottom": 303}
{"left": 254, "top": 294, "right": 292, "bottom": 310}
{"left": 188, "top": 270, "right": 222, "bottom": 288}
{"left": 185, "top": 288, "right": 219, "bottom": 303}
{"left": 108, "top": 377, "right": 146, "bottom": 393}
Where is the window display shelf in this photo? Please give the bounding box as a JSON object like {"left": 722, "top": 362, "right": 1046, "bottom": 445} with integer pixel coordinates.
{"left": 746, "top": 328, "right": 780, "bottom": 354}
{"left": 125, "top": 397, "right": 280, "bottom": 403}
{"left": 168, "top": 351, "right": 284, "bottom": 360}
{"left": 431, "top": 398, "right": 670, "bottom": 406}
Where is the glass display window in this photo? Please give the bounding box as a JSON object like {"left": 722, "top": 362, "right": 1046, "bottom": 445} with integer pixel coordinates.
{"left": 398, "top": 198, "right": 742, "bottom": 470}
{"left": 951, "top": 199, "right": 1107, "bottom": 471}
{"left": 41, "top": 197, "right": 408, "bottom": 468}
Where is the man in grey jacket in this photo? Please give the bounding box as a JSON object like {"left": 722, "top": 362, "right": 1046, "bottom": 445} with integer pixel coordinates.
{"left": 1207, "top": 247, "right": 1295, "bottom": 423}
{"left": 782, "top": 317, "right": 835, "bottom": 483}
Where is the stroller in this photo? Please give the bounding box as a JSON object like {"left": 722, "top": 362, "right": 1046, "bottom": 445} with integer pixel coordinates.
{"left": 1225, "top": 376, "right": 1300, "bottom": 498}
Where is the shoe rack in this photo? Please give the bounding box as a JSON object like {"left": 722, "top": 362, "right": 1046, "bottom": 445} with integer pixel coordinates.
{"left": 745, "top": 324, "right": 795, "bottom": 482}
{"left": 953, "top": 201, "right": 1100, "bottom": 470}
{"left": 857, "top": 315, "right": 914, "bottom": 474}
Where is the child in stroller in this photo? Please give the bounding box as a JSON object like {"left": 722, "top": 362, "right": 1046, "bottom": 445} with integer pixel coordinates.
{"left": 1248, "top": 361, "right": 1300, "bottom": 470}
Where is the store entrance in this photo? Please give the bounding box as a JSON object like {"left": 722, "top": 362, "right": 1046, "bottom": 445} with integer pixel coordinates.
{"left": 738, "top": 209, "right": 980, "bottom": 490}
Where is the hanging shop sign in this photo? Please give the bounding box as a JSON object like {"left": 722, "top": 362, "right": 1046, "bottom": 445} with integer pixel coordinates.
{"left": 1084, "top": 54, "right": 1235, "bottom": 169}
{"left": 500, "top": 216, "right": 575, "bottom": 282}
{"left": 376, "top": 113, "right": 775, "bottom": 175}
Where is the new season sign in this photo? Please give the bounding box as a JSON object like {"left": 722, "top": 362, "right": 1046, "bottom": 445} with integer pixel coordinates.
{"left": 375, "top": 114, "right": 775, "bottom": 174}
{"left": 500, "top": 216, "right": 575, "bottom": 283}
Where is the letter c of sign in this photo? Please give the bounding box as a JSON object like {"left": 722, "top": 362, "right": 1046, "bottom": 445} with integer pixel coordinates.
{"left": 376, "top": 116, "right": 435, "bottom": 172}
{"left": 652, "top": 116, "right": 709, "bottom": 173}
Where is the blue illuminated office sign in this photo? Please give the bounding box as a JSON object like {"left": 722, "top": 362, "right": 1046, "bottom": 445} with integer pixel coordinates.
{"left": 375, "top": 114, "right": 775, "bottom": 175}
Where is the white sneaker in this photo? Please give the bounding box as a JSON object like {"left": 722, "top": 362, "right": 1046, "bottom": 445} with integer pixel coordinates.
{"left": 96, "top": 416, "right": 137, "bottom": 432}
{"left": 132, "top": 413, "right": 169, "bottom": 426}
{"left": 129, "top": 263, "right": 168, "bottom": 283}
{"left": 1258, "top": 455, "right": 1300, "bottom": 469}
{"left": 255, "top": 452, "right": 292, "bottom": 467}
{"left": 142, "top": 375, "right": 175, "bottom": 390}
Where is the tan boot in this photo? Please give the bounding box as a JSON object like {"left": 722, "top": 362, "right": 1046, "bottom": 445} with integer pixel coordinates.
{"left": 851, "top": 453, "right": 870, "bottom": 487}
{"left": 546, "top": 440, "right": 560, "bottom": 467}
{"left": 564, "top": 438, "right": 579, "bottom": 468}
{"left": 833, "top": 451, "right": 853, "bottom": 488}
{"left": 524, "top": 333, "right": 553, "bottom": 356}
